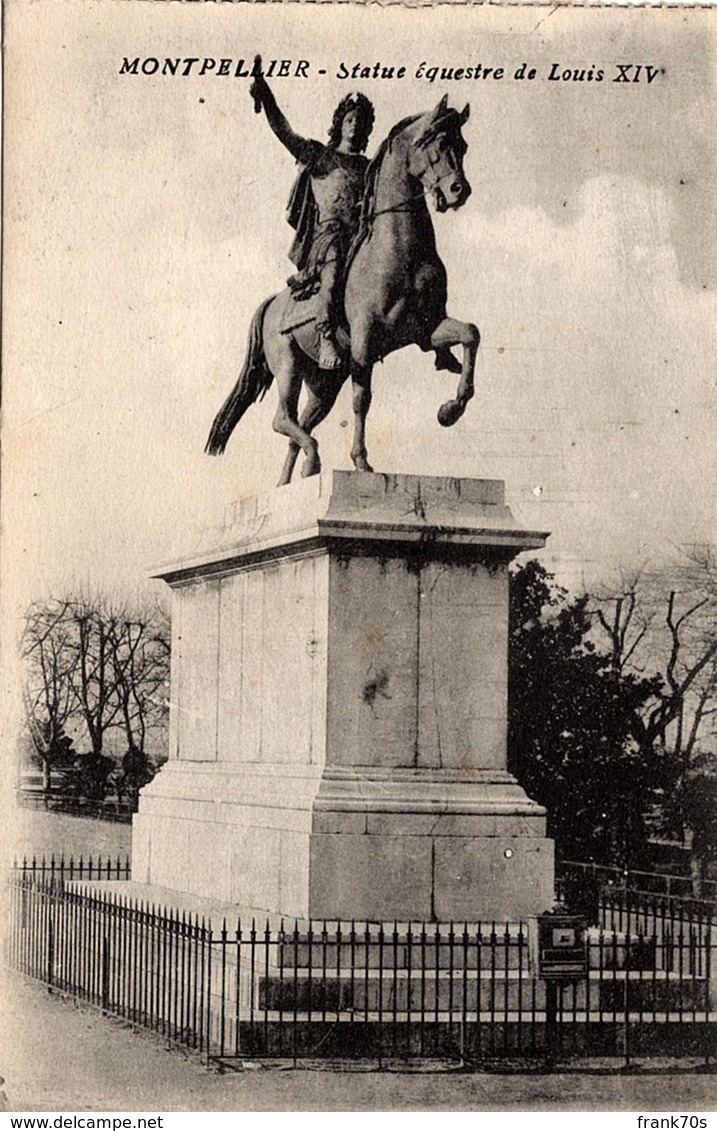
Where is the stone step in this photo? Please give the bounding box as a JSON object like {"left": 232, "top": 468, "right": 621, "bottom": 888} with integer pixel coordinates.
{"left": 257, "top": 970, "right": 710, "bottom": 1015}
{"left": 275, "top": 934, "right": 531, "bottom": 971}
{"left": 269, "top": 931, "right": 679, "bottom": 973}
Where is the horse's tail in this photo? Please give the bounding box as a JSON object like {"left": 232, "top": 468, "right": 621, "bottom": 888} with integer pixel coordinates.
{"left": 205, "top": 296, "right": 275, "bottom": 456}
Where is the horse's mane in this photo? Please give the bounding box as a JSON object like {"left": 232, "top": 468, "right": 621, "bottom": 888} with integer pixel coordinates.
{"left": 362, "top": 114, "right": 423, "bottom": 217}
{"left": 348, "top": 113, "right": 423, "bottom": 263}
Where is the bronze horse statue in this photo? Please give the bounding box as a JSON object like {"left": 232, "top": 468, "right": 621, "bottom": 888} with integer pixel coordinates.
{"left": 206, "top": 96, "right": 480, "bottom": 486}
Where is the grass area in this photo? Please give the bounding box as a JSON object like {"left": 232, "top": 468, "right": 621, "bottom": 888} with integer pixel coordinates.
{"left": 5, "top": 802, "right": 132, "bottom": 863}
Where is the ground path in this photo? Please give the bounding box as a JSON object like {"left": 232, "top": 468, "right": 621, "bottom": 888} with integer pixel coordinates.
{"left": 3, "top": 808, "right": 715, "bottom": 1112}
{"left": 1, "top": 974, "right": 714, "bottom": 1113}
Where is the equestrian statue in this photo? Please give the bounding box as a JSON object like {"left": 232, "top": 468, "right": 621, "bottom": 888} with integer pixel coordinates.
{"left": 206, "top": 57, "right": 480, "bottom": 486}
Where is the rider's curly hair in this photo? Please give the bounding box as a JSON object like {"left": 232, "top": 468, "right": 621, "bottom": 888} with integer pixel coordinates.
{"left": 328, "top": 93, "right": 375, "bottom": 153}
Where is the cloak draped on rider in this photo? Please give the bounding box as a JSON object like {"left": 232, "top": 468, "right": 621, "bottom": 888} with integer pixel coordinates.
{"left": 284, "top": 145, "right": 369, "bottom": 302}
{"left": 286, "top": 162, "right": 319, "bottom": 273}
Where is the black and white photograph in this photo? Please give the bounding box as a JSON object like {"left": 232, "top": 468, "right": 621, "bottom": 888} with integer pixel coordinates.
{"left": 1, "top": 0, "right": 716, "bottom": 1115}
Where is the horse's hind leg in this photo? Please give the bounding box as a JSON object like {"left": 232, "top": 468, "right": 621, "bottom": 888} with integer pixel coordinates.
{"left": 279, "top": 439, "right": 301, "bottom": 487}
{"left": 279, "top": 376, "right": 344, "bottom": 484}
{"left": 430, "top": 316, "right": 480, "bottom": 427}
{"left": 272, "top": 360, "right": 321, "bottom": 487}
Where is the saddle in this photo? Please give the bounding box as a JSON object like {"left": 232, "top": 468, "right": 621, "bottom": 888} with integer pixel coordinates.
{"left": 278, "top": 285, "right": 351, "bottom": 370}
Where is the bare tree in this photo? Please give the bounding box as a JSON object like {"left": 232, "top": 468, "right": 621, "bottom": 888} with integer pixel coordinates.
{"left": 589, "top": 565, "right": 657, "bottom": 675}
{"left": 21, "top": 593, "right": 171, "bottom": 796}
{"left": 22, "top": 599, "right": 79, "bottom": 791}
{"left": 109, "top": 602, "right": 170, "bottom": 755}
{"left": 66, "top": 595, "right": 124, "bottom": 758}
{"left": 589, "top": 547, "right": 717, "bottom": 770}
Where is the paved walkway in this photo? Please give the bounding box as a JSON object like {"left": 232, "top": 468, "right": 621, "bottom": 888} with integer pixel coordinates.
{"left": 1, "top": 974, "right": 714, "bottom": 1112}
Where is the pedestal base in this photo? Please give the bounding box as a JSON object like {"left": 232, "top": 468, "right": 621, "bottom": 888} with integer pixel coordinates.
{"left": 133, "top": 761, "right": 554, "bottom": 921}
{"left": 132, "top": 761, "right": 319, "bottom": 918}
{"left": 311, "top": 767, "right": 553, "bottom": 921}
{"left": 134, "top": 472, "right": 554, "bottom": 922}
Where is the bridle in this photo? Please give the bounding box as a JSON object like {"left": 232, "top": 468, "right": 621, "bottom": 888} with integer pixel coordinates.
{"left": 370, "top": 120, "right": 468, "bottom": 222}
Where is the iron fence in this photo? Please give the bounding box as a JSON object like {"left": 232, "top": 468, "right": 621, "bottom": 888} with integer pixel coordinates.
{"left": 4, "top": 859, "right": 716, "bottom": 1067}
{"left": 6, "top": 872, "right": 213, "bottom": 1055}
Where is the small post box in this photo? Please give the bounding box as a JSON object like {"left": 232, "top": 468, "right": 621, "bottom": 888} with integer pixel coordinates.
{"left": 537, "top": 911, "right": 588, "bottom": 981}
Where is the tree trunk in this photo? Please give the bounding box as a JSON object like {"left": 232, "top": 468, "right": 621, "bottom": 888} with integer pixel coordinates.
{"left": 690, "top": 852, "right": 704, "bottom": 899}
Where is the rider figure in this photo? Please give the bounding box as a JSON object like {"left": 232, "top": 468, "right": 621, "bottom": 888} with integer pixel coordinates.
{"left": 250, "top": 67, "right": 374, "bottom": 370}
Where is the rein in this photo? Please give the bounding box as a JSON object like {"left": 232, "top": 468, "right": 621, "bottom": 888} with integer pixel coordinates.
{"left": 348, "top": 111, "right": 465, "bottom": 267}
{"left": 369, "top": 165, "right": 463, "bottom": 222}
{"left": 370, "top": 183, "right": 432, "bottom": 221}
{"left": 363, "top": 119, "right": 464, "bottom": 225}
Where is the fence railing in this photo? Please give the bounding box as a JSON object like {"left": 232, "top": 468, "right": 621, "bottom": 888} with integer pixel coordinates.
{"left": 16, "top": 790, "right": 135, "bottom": 824}
{"left": 4, "top": 860, "right": 715, "bottom": 1067}
{"left": 557, "top": 859, "right": 717, "bottom": 906}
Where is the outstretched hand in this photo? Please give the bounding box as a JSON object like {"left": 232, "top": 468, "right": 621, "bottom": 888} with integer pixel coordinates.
{"left": 250, "top": 55, "right": 269, "bottom": 113}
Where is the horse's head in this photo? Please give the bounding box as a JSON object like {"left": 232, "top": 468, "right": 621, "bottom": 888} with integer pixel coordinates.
{"left": 408, "top": 95, "right": 471, "bottom": 212}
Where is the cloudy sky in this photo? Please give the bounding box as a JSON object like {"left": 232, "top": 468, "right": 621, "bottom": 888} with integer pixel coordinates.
{"left": 3, "top": 0, "right": 716, "bottom": 645}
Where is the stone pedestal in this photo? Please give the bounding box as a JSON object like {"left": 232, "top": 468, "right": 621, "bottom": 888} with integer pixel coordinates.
{"left": 133, "top": 471, "right": 554, "bottom": 921}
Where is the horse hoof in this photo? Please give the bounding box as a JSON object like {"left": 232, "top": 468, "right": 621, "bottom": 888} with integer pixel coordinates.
{"left": 301, "top": 460, "right": 321, "bottom": 479}
{"left": 437, "top": 400, "right": 465, "bottom": 427}
{"left": 353, "top": 457, "right": 374, "bottom": 473}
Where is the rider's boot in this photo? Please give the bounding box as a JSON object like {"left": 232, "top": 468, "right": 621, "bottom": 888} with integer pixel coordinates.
{"left": 434, "top": 346, "right": 462, "bottom": 375}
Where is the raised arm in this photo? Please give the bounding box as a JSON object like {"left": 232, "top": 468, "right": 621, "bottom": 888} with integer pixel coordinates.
{"left": 250, "top": 65, "right": 318, "bottom": 165}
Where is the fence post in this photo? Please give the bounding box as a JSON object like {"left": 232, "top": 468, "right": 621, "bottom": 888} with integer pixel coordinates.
{"left": 206, "top": 921, "right": 213, "bottom": 1061}
{"left": 46, "top": 904, "right": 55, "bottom": 990}
{"left": 622, "top": 921, "right": 632, "bottom": 1071}
{"left": 545, "top": 981, "right": 558, "bottom": 1069}
{"left": 102, "top": 934, "right": 110, "bottom": 1012}
{"left": 219, "top": 919, "right": 227, "bottom": 1060}
{"left": 705, "top": 912, "right": 713, "bottom": 1068}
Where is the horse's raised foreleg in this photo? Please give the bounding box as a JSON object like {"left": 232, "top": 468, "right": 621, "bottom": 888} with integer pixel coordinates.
{"left": 349, "top": 363, "right": 374, "bottom": 473}
{"left": 430, "top": 316, "right": 480, "bottom": 427}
